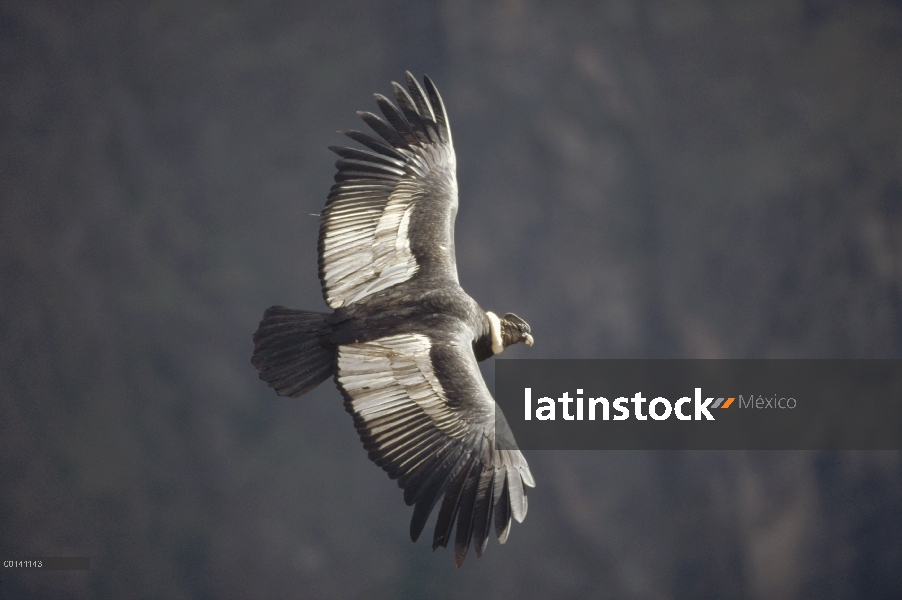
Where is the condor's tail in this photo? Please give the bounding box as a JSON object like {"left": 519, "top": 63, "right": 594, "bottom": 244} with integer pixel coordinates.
{"left": 252, "top": 306, "right": 335, "bottom": 397}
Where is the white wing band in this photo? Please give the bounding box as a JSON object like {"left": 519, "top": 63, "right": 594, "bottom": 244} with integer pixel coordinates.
{"left": 337, "top": 334, "right": 466, "bottom": 438}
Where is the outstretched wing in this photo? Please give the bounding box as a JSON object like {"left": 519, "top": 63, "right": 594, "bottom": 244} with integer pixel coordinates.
{"left": 335, "top": 331, "right": 534, "bottom": 567}
{"left": 319, "top": 73, "right": 459, "bottom": 310}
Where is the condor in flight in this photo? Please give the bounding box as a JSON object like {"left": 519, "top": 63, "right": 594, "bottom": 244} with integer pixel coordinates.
{"left": 252, "top": 73, "right": 535, "bottom": 566}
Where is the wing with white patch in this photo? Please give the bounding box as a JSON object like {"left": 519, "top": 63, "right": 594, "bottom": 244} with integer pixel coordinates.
{"left": 318, "top": 73, "right": 459, "bottom": 309}
{"left": 335, "top": 332, "right": 534, "bottom": 567}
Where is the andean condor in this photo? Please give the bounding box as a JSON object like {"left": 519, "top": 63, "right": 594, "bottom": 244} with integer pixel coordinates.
{"left": 252, "top": 72, "right": 535, "bottom": 567}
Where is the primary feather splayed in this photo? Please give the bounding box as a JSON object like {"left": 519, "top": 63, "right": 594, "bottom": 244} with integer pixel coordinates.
{"left": 252, "top": 73, "right": 534, "bottom": 567}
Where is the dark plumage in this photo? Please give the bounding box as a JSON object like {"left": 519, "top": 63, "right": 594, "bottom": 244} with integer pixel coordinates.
{"left": 252, "top": 73, "right": 535, "bottom": 567}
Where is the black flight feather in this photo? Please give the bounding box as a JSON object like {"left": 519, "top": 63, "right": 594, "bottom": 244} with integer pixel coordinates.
{"left": 374, "top": 94, "right": 420, "bottom": 147}
{"left": 423, "top": 75, "right": 450, "bottom": 144}
{"left": 335, "top": 158, "right": 405, "bottom": 178}
{"left": 328, "top": 145, "right": 407, "bottom": 169}
{"left": 404, "top": 72, "right": 440, "bottom": 142}
{"left": 472, "top": 468, "right": 496, "bottom": 557}
{"left": 508, "top": 467, "right": 527, "bottom": 523}
{"left": 432, "top": 455, "right": 477, "bottom": 550}
{"left": 494, "top": 472, "right": 512, "bottom": 543}
{"left": 339, "top": 130, "right": 407, "bottom": 160}
{"left": 409, "top": 443, "right": 469, "bottom": 541}
{"left": 391, "top": 82, "right": 432, "bottom": 144}
{"left": 453, "top": 462, "right": 484, "bottom": 566}
{"left": 358, "top": 110, "right": 409, "bottom": 149}
{"left": 400, "top": 438, "right": 457, "bottom": 503}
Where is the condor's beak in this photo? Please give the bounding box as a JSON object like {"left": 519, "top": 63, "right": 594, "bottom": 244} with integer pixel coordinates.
{"left": 523, "top": 333, "right": 534, "bottom": 347}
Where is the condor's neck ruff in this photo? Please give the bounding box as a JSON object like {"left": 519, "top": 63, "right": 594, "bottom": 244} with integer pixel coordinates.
{"left": 485, "top": 311, "right": 503, "bottom": 355}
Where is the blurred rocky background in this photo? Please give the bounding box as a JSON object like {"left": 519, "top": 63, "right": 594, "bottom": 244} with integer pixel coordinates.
{"left": 2, "top": 0, "right": 901, "bottom": 598}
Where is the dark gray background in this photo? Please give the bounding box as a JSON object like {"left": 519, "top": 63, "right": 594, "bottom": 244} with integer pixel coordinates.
{"left": 2, "top": 0, "right": 901, "bottom": 598}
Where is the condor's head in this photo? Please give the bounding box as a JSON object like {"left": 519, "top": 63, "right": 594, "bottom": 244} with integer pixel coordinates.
{"left": 484, "top": 311, "right": 533, "bottom": 358}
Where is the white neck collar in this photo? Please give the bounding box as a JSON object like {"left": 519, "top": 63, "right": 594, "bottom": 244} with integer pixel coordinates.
{"left": 486, "top": 311, "right": 503, "bottom": 355}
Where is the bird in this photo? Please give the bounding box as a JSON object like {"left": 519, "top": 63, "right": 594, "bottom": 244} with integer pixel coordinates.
{"left": 251, "top": 72, "right": 535, "bottom": 567}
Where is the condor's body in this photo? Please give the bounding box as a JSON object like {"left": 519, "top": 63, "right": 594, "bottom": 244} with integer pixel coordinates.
{"left": 252, "top": 73, "right": 534, "bottom": 567}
